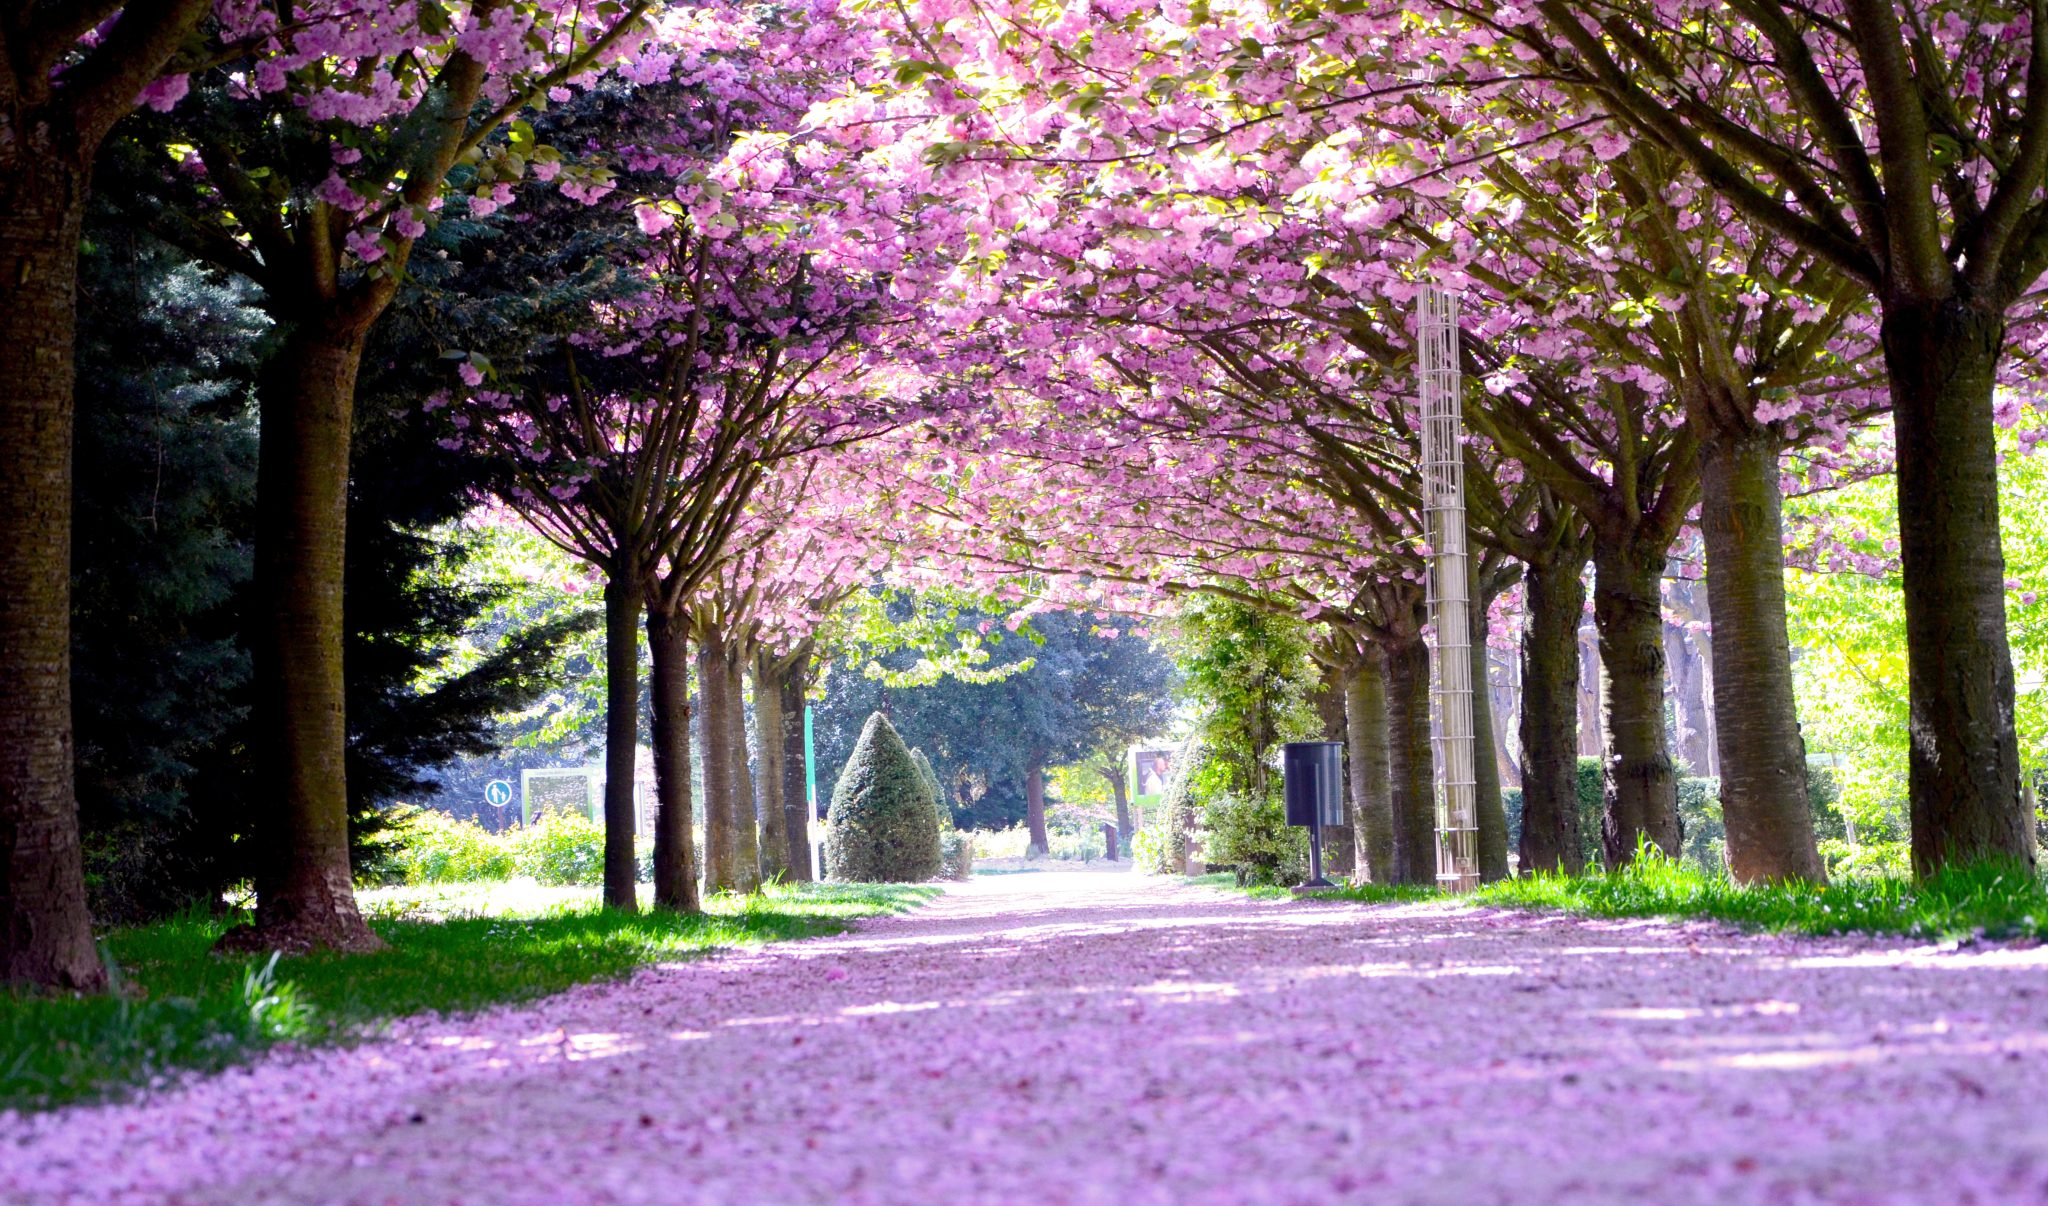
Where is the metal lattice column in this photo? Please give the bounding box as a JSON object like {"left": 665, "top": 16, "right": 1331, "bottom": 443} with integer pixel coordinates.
{"left": 1418, "top": 287, "right": 1479, "bottom": 891}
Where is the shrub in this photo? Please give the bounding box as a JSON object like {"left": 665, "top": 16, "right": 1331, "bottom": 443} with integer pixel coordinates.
{"left": 1145, "top": 736, "right": 1204, "bottom": 874}
{"left": 824, "top": 712, "right": 944, "bottom": 882}
{"left": 1200, "top": 790, "right": 1307, "bottom": 887}
{"left": 382, "top": 807, "right": 517, "bottom": 885}
{"left": 514, "top": 813, "right": 605, "bottom": 886}
{"left": 940, "top": 831, "right": 975, "bottom": 880}
{"left": 967, "top": 826, "right": 1032, "bottom": 860}
{"left": 1131, "top": 823, "right": 1171, "bottom": 874}
{"left": 910, "top": 747, "right": 949, "bottom": 827}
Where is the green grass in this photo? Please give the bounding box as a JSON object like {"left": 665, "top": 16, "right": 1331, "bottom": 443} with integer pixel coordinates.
{"left": 0, "top": 880, "right": 936, "bottom": 1114}
{"left": 1208, "top": 845, "right": 2048, "bottom": 941}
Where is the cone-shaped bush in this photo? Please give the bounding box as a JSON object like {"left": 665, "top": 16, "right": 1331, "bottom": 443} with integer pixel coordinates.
{"left": 825, "top": 713, "right": 943, "bottom": 882}
{"left": 909, "top": 747, "right": 950, "bottom": 830}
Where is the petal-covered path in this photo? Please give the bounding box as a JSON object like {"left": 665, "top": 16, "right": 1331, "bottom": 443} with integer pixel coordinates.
{"left": 7, "top": 872, "right": 2048, "bottom": 1204}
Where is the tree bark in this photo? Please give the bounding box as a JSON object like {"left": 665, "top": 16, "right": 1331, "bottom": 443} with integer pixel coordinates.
{"left": 223, "top": 324, "right": 383, "bottom": 953}
{"left": 752, "top": 652, "right": 789, "bottom": 883}
{"left": 1468, "top": 560, "right": 1510, "bottom": 883}
{"left": 1345, "top": 648, "right": 1396, "bottom": 884}
{"left": 1591, "top": 536, "right": 1680, "bottom": 867}
{"left": 0, "top": 163, "right": 105, "bottom": 990}
{"left": 596, "top": 570, "right": 643, "bottom": 911}
{"left": 1489, "top": 647, "right": 1522, "bottom": 789}
{"left": 724, "top": 645, "right": 760, "bottom": 892}
{"left": 646, "top": 606, "right": 698, "bottom": 913}
{"left": 1883, "top": 298, "right": 2031, "bottom": 875}
{"left": 779, "top": 661, "right": 814, "bottom": 881}
{"left": 1383, "top": 635, "right": 1438, "bottom": 887}
{"left": 696, "top": 625, "right": 738, "bottom": 893}
{"left": 1695, "top": 416, "right": 1824, "bottom": 883}
{"left": 1106, "top": 765, "right": 1131, "bottom": 860}
{"left": 1025, "top": 764, "right": 1049, "bottom": 855}
{"left": 1519, "top": 550, "right": 1588, "bottom": 875}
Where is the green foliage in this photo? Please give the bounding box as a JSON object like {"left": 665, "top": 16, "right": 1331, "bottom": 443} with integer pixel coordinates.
{"left": 940, "top": 831, "right": 975, "bottom": 880}
{"left": 910, "top": 747, "right": 949, "bottom": 830}
{"left": 1145, "top": 735, "right": 1205, "bottom": 875}
{"left": 1131, "top": 822, "right": 1172, "bottom": 874}
{"left": 1575, "top": 756, "right": 1605, "bottom": 870}
{"left": 825, "top": 713, "right": 945, "bottom": 882}
{"left": 513, "top": 813, "right": 607, "bottom": 886}
{"left": 1676, "top": 776, "right": 1726, "bottom": 874}
{"left": 1199, "top": 791, "right": 1308, "bottom": 886}
{"left": 0, "top": 883, "right": 934, "bottom": 1113}
{"left": 376, "top": 807, "right": 518, "bottom": 884}
{"left": 1167, "top": 597, "right": 1320, "bottom": 804}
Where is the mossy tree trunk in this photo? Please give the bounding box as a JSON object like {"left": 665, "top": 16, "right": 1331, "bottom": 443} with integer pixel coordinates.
{"left": 1693, "top": 404, "right": 1825, "bottom": 883}
{"left": 645, "top": 605, "right": 698, "bottom": 913}
{"left": 1518, "top": 546, "right": 1589, "bottom": 875}
{"left": 1345, "top": 646, "right": 1396, "bottom": 884}
{"left": 779, "top": 659, "right": 814, "bottom": 881}
{"left": 1591, "top": 534, "right": 1679, "bottom": 866}
{"left": 1384, "top": 634, "right": 1438, "bottom": 887}
{"left": 1025, "top": 764, "right": 1049, "bottom": 855}
{"left": 696, "top": 623, "right": 738, "bottom": 894}
{"left": 1885, "top": 299, "right": 2030, "bottom": 875}
{"left": 723, "top": 647, "right": 760, "bottom": 892}
{"left": 752, "top": 651, "right": 789, "bottom": 883}
{"left": 1312, "top": 672, "right": 1354, "bottom": 876}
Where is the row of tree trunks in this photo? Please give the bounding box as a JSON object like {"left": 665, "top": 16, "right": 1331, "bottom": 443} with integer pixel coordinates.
{"left": 779, "top": 664, "right": 815, "bottom": 881}
{"left": 1576, "top": 626, "right": 1604, "bottom": 759}
{"left": 724, "top": 648, "right": 761, "bottom": 892}
{"left": 1663, "top": 580, "right": 1717, "bottom": 778}
{"left": 1489, "top": 647, "right": 1522, "bottom": 789}
{"left": 646, "top": 607, "right": 699, "bottom": 912}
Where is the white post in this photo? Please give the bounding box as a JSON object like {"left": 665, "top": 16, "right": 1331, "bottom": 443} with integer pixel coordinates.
{"left": 1419, "top": 287, "right": 1479, "bottom": 890}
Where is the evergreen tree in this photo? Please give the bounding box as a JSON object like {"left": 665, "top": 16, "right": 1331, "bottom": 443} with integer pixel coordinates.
{"left": 825, "top": 713, "right": 943, "bottom": 882}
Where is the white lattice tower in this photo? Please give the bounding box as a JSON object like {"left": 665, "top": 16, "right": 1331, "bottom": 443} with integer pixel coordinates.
{"left": 1418, "top": 287, "right": 1479, "bottom": 891}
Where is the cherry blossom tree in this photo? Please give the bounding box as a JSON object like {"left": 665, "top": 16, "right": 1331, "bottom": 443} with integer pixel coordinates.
{"left": 0, "top": 0, "right": 215, "bottom": 989}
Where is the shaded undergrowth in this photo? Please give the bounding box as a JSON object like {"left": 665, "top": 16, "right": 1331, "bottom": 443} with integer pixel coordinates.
{"left": 1, "top": 881, "right": 935, "bottom": 1114}
{"left": 1209, "top": 846, "right": 2048, "bottom": 941}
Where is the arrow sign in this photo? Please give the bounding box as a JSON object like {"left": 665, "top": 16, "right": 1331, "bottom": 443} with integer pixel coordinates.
{"left": 484, "top": 780, "right": 514, "bottom": 808}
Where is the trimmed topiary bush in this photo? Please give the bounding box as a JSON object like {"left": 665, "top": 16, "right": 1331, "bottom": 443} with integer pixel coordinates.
{"left": 825, "top": 713, "right": 944, "bottom": 882}
{"left": 910, "top": 746, "right": 950, "bottom": 829}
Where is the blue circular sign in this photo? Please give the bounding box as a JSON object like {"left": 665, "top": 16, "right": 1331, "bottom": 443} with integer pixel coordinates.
{"left": 484, "top": 780, "right": 514, "bottom": 808}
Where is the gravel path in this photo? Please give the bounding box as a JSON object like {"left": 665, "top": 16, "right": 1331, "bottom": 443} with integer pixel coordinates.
{"left": 6, "top": 871, "right": 2048, "bottom": 1204}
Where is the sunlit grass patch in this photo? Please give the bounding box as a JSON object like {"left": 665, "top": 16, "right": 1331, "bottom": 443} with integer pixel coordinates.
{"left": 0, "top": 881, "right": 936, "bottom": 1114}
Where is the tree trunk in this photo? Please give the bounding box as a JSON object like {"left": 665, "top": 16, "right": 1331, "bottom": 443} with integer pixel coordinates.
{"left": 724, "top": 646, "right": 760, "bottom": 892}
{"left": 0, "top": 164, "right": 105, "bottom": 990}
{"left": 1591, "top": 536, "right": 1680, "bottom": 866}
{"left": 224, "top": 323, "right": 382, "bottom": 953}
{"left": 1107, "top": 766, "right": 1131, "bottom": 860}
{"left": 1345, "top": 648, "right": 1396, "bottom": 883}
{"left": 1490, "top": 646, "right": 1522, "bottom": 789}
{"left": 1312, "top": 675, "right": 1354, "bottom": 876}
{"left": 1883, "top": 298, "right": 2031, "bottom": 875}
{"left": 1383, "top": 635, "right": 1438, "bottom": 887}
{"left": 1576, "top": 624, "right": 1604, "bottom": 758}
{"left": 646, "top": 606, "right": 699, "bottom": 913}
{"left": 596, "top": 571, "right": 643, "bottom": 911}
{"left": 1025, "top": 764, "right": 1049, "bottom": 855}
{"left": 1519, "top": 550, "right": 1588, "bottom": 875}
{"left": 1664, "top": 619, "right": 1711, "bottom": 776}
{"left": 752, "top": 652, "right": 789, "bottom": 883}
{"left": 1468, "top": 560, "right": 1510, "bottom": 883}
{"left": 696, "top": 625, "right": 738, "bottom": 893}
{"left": 1695, "top": 417, "right": 1824, "bottom": 883}
{"left": 779, "top": 662, "right": 814, "bottom": 881}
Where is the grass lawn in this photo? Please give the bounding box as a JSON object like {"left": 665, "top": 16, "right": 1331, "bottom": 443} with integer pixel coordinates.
{"left": 0, "top": 880, "right": 936, "bottom": 1115}
{"left": 1207, "top": 848, "right": 2048, "bottom": 941}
